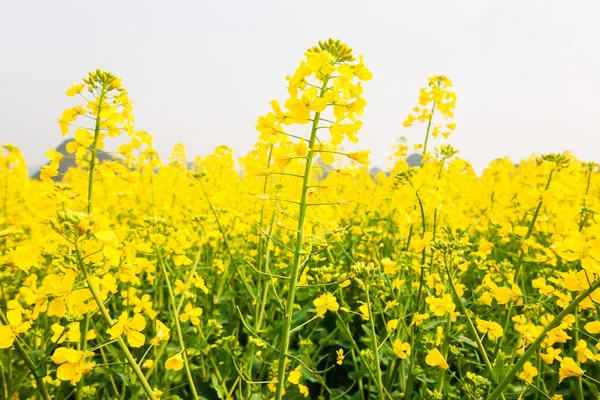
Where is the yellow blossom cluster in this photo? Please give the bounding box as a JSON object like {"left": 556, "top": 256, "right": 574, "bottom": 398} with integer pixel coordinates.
{"left": 0, "top": 40, "right": 599, "bottom": 400}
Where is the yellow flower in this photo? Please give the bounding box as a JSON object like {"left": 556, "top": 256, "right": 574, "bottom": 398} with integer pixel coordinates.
{"left": 425, "top": 294, "right": 455, "bottom": 316}
{"left": 425, "top": 348, "right": 448, "bottom": 370}
{"left": 51, "top": 347, "right": 94, "bottom": 385}
{"left": 358, "top": 302, "right": 370, "bottom": 321}
{"left": 387, "top": 319, "right": 399, "bottom": 332}
{"left": 298, "top": 383, "right": 309, "bottom": 397}
{"left": 518, "top": 361, "right": 538, "bottom": 384}
{"left": 573, "top": 339, "right": 595, "bottom": 363}
{"left": 393, "top": 340, "right": 411, "bottom": 359}
{"left": 165, "top": 352, "right": 184, "bottom": 371}
{"left": 51, "top": 322, "right": 96, "bottom": 344}
{"left": 0, "top": 310, "right": 31, "bottom": 349}
{"left": 353, "top": 55, "right": 372, "bottom": 81}
{"left": 66, "top": 83, "right": 85, "bottom": 97}
{"left": 192, "top": 274, "right": 209, "bottom": 294}
{"left": 41, "top": 271, "right": 77, "bottom": 318}
{"left": 540, "top": 347, "right": 562, "bottom": 364}
{"left": 9, "top": 245, "right": 40, "bottom": 272}
{"left": 478, "top": 291, "right": 493, "bottom": 306}
{"left": 66, "top": 128, "right": 94, "bottom": 157}
{"left": 558, "top": 357, "right": 583, "bottom": 382}
{"left": 173, "top": 279, "right": 189, "bottom": 296}
{"left": 476, "top": 318, "right": 504, "bottom": 341}
{"left": 293, "top": 141, "right": 308, "bottom": 157}
{"left": 410, "top": 312, "right": 430, "bottom": 326}
{"left": 382, "top": 258, "right": 398, "bottom": 275}
{"left": 40, "top": 164, "right": 59, "bottom": 180}
{"left": 288, "top": 365, "right": 302, "bottom": 385}
{"left": 347, "top": 150, "right": 370, "bottom": 165}
{"left": 107, "top": 312, "right": 146, "bottom": 348}
{"left": 152, "top": 388, "right": 163, "bottom": 399}
{"left": 492, "top": 284, "right": 523, "bottom": 305}
{"left": 585, "top": 321, "right": 600, "bottom": 334}
{"left": 179, "top": 303, "right": 203, "bottom": 326}
{"left": 336, "top": 349, "right": 345, "bottom": 365}
{"left": 313, "top": 293, "right": 339, "bottom": 317}
{"left": 149, "top": 320, "right": 170, "bottom": 346}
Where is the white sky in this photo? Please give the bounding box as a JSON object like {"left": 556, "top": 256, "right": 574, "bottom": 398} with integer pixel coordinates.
{"left": 1, "top": 0, "right": 598, "bottom": 172}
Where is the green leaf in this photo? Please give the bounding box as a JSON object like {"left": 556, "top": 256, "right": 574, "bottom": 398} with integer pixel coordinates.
{"left": 456, "top": 335, "right": 478, "bottom": 349}
{"left": 492, "top": 358, "right": 504, "bottom": 383}
{"left": 211, "top": 374, "right": 225, "bottom": 399}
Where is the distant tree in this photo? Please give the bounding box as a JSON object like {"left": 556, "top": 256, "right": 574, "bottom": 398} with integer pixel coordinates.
{"left": 31, "top": 139, "right": 114, "bottom": 181}
{"left": 406, "top": 153, "right": 422, "bottom": 167}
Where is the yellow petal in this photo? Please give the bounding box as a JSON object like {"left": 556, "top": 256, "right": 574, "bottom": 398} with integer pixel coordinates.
{"left": 0, "top": 326, "right": 16, "bottom": 349}
{"left": 127, "top": 330, "right": 145, "bottom": 348}
{"left": 165, "top": 353, "right": 184, "bottom": 371}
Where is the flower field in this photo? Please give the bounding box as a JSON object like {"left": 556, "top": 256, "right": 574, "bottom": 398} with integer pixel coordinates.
{"left": 1, "top": 39, "right": 600, "bottom": 399}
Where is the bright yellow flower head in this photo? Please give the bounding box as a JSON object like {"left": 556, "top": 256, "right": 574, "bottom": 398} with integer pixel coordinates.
{"left": 393, "top": 340, "right": 411, "bottom": 360}
{"left": 313, "top": 292, "right": 339, "bottom": 317}
{"left": 425, "top": 294, "right": 455, "bottom": 316}
{"left": 518, "top": 361, "right": 538, "bottom": 384}
{"left": 558, "top": 357, "right": 584, "bottom": 383}
{"left": 179, "top": 303, "right": 203, "bottom": 326}
{"left": 425, "top": 348, "right": 448, "bottom": 370}
{"left": 0, "top": 310, "right": 31, "bottom": 349}
{"left": 476, "top": 318, "right": 504, "bottom": 341}
{"left": 150, "top": 319, "right": 170, "bottom": 346}
{"left": 336, "top": 349, "right": 345, "bottom": 365}
{"left": 51, "top": 347, "right": 94, "bottom": 385}
{"left": 107, "top": 312, "right": 146, "bottom": 348}
{"left": 165, "top": 352, "right": 184, "bottom": 371}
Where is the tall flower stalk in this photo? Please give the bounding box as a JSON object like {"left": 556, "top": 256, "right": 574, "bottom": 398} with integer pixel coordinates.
{"left": 253, "top": 39, "right": 372, "bottom": 399}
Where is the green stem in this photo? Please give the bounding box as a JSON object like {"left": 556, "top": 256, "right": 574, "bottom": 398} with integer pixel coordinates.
{"left": 445, "top": 265, "right": 497, "bottom": 383}
{"left": 274, "top": 75, "right": 330, "bottom": 400}
{"left": 488, "top": 277, "right": 600, "bottom": 400}
{"left": 335, "top": 312, "right": 377, "bottom": 379}
{"left": 366, "top": 283, "right": 386, "bottom": 400}
{"left": 420, "top": 101, "right": 437, "bottom": 167}
{"left": 154, "top": 246, "right": 200, "bottom": 400}
{"left": 492, "top": 169, "right": 555, "bottom": 360}
{"left": 574, "top": 308, "right": 585, "bottom": 400}
{"left": 0, "top": 309, "right": 50, "bottom": 400}
{"left": 75, "top": 243, "right": 157, "bottom": 400}
{"left": 78, "top": 83, "right": 107, "bottom": 400}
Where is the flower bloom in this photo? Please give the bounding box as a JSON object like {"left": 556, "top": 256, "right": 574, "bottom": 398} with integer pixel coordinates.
{"left": 179, "top": 303, "right": 203, "bottom": 326}
{"left": 584, "top": 321, "right": 600, "bottom": 334}
{"left": 107, "top": 312, "right": 147, "bottom": 348}
{"left": 51, "top": 347, "right": 94, "bottom": 385}
{"left": 559, "top": 357, "right": 584, "bottom": 383}
{"left": 425, "top": 348, "right": 448, "bottom": 370}
{"left": 518, "top": 361, "right": 538, "bottom": 384}
{"left": 347, "top": 150, "right": 370, "bottom": 165}
{"left": 476, "top": 318, "right": 504, "bottom": 341}
{"left": 493, "top": 284, "right": 523, "bottom": 305}
{"left": 288, "top": 365, "right": 302, "bottom": 384}
{"left": 0, "top": 310, "right": 31, "bottom": 349}
{"left": 425, "top": 294, "right": 455, "bottom": 316}
{"left": 336, "top": 349, "right": 345, "bottom": 365}
{"left": 149, "top": 320, "right": 170, "bottom": 346}
{"left": 393, "top": 340, "right": 411, "bottom": 359}
{"left": 165, "top": 352, "right": 184, "bottom": 371}
{"left": 313, "top": 293, "right": 339, "bottom": 317}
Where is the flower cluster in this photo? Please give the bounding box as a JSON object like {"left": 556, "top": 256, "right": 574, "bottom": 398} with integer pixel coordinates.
{"left": 0, "top": 41, "right": 598, "bottom": 400}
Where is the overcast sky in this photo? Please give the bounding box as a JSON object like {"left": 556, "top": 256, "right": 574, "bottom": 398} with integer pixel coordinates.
{"left": 1, "top": 0, "right": 598, "bottom": 172}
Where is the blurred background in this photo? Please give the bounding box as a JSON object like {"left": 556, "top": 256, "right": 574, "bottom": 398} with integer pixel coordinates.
{"left": 1, "top": 0, "right": 598, "bottom": 173}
